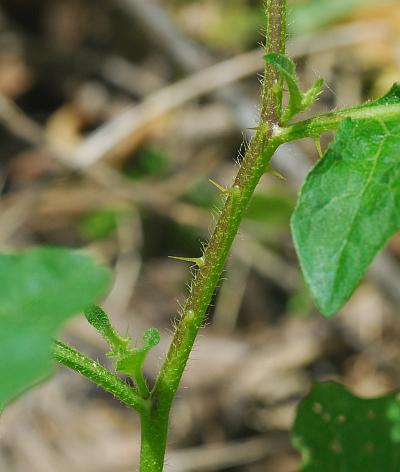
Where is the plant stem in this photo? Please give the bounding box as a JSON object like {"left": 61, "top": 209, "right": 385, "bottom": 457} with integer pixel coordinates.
{"left": 133, "top": 365, "right": 151, "bottom": 399}
{"left": 139, "top": 403, "right": 170, "bottom": 472}
{"left": 261, "top": 0, "right": 287, "bottom": 123}
{"left": 53, "top": 340, "right": 149, "bottom": 413}
{"left": 139, "top": 2, "right": 287, "bottom": 471}
{"left": 282, "top": 102, "right": 400, "bottom": 142}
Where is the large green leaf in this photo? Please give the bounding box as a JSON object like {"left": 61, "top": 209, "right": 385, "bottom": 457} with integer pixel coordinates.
{"left": 0, "top": 247, "right": 110, "bottom": 407}
{"left": 292, "top": 382, "right": 400, "bottom": 471}
{"left": 291, "top": 113, "right": 400, "bottom": 315}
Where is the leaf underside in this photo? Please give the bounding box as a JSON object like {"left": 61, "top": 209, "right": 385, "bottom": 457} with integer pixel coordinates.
{"left": 0, "top": 247, "right": 110, "bottom": 408}
{"left": 292, "top": 382, "right": 400, "bottom": 471}
{"left": 291, "top": 115, "right": 400, "bottom": 315}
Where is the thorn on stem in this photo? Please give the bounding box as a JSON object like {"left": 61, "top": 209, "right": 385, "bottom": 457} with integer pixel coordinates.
{"left": 314, "top": 137, "right": 323, "bottom": 158}
{"left": 209, "top": 178, "right": 228, "bottom": 193}
{"left": 209, "top": 180, "right": 242, "bottom": 200}
{"left": 168, "top": 255, "right": 205, "bottom": 267}
{"left": 265, "top": 164, "right": 287, "bottom": 181}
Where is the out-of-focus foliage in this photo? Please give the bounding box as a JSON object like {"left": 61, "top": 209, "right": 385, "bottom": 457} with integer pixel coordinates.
{"left": 172, "top": 0, "right": 262, "bottom": 50}
{"left": 288, "top": 0, "right": 389, "bottom": 34}
{"left": 0, "top": 248, "right": 110, "bottom": 408}
{"left": 184, "top": 177, "right": 218, "bottom": 208}
{"left": 293, "top": 382, "right": 400, "bottom": 471}
{"left": 172, "top": 0, "right": 394, "bottom": 51}
{"left": 245, "top": 189, "right": 294, "bottom": 228}
{"left": 80, "top": 209, "right": 122, "bottom": 241}
{"left": 124, "top": 147, "right": 170, "bottom": 180}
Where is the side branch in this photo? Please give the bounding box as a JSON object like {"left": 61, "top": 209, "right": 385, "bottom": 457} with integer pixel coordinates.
{"left": 53, "top": 340, "right": 149, "bottom": 413}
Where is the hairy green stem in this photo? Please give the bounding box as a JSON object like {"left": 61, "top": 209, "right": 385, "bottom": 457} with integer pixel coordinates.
{"left": 261, "top": 0, "right": 287, "bottom": 122}
{"left": 133, "top": 365, "right": 151, "bottom": 399}
{"left": 282, "top": 103, "right": 400, "bottom": 142}
{"left": 139, "top": 2, "right": 287, "bottom": 471}
{"left": 53, "top": 340, "right": 149, "bottom": 413}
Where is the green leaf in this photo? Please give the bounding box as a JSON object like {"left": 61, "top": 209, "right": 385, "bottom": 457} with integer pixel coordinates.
{"left": 84, "top": 305, "right": 131, "bottom": 357}
{"left": 116, "top": 328, "right": 160, "bottom": 377}
{"left": 372, "top": 83, "right": 400, "bottom": 106}
{"left": 302, "top": 79, "right": 324, "bottom": 111}
{"left": 84, "top": 304, "right": 112, "bottom": 333}
{"left": 292, "top": 382, "right": 400, "bottom": 471}
{"left": 264, "top": 53, "right": 323, "bottom": 123}
{"left": 142, "top": 328, "right": 161, "bottom": 351}
{"left": 265, "top": 53, "right": 302, "bottom": 113}
{"left": 0, "top": 247, "right": 110, "bottom": 408}
{"left": 291, "top": 116, "right": 400, "bottom": 315}
{"left": 345, "top": 84, "right": 400, "bottom": 117}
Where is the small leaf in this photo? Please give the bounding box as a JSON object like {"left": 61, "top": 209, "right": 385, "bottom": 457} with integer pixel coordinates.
{"left": 84, "top": 305, "right": 112, "bottom": 332}
{"left": 302, "top": 79, "right": 324, "bottom": 110}
{"left": 265, "top": 53, "right": 302, "bottom": 108}
{"left": 0, "top": 247, "right": 110, "bottom": 408}
{"left": 264, "top": 53, "right": 323, "bottom": 123}
{"left": 291, "top": 115, "right": 400, "bottom": 315}
{"left": 292, "top": 382, "right": 400, "bottom": 471}
{"left": 142, "top": 328, "right": 161, "bottom": 352}
{"left": 116, "top": 328, "right": 160, "bottom": 377}
{"left": 85, "top": 305, "right": 130, "bottom": 356}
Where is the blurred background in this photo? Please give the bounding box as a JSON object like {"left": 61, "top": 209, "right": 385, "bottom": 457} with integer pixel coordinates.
{"left": 0, "top": 0, "right": 399, "bottom": 470}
